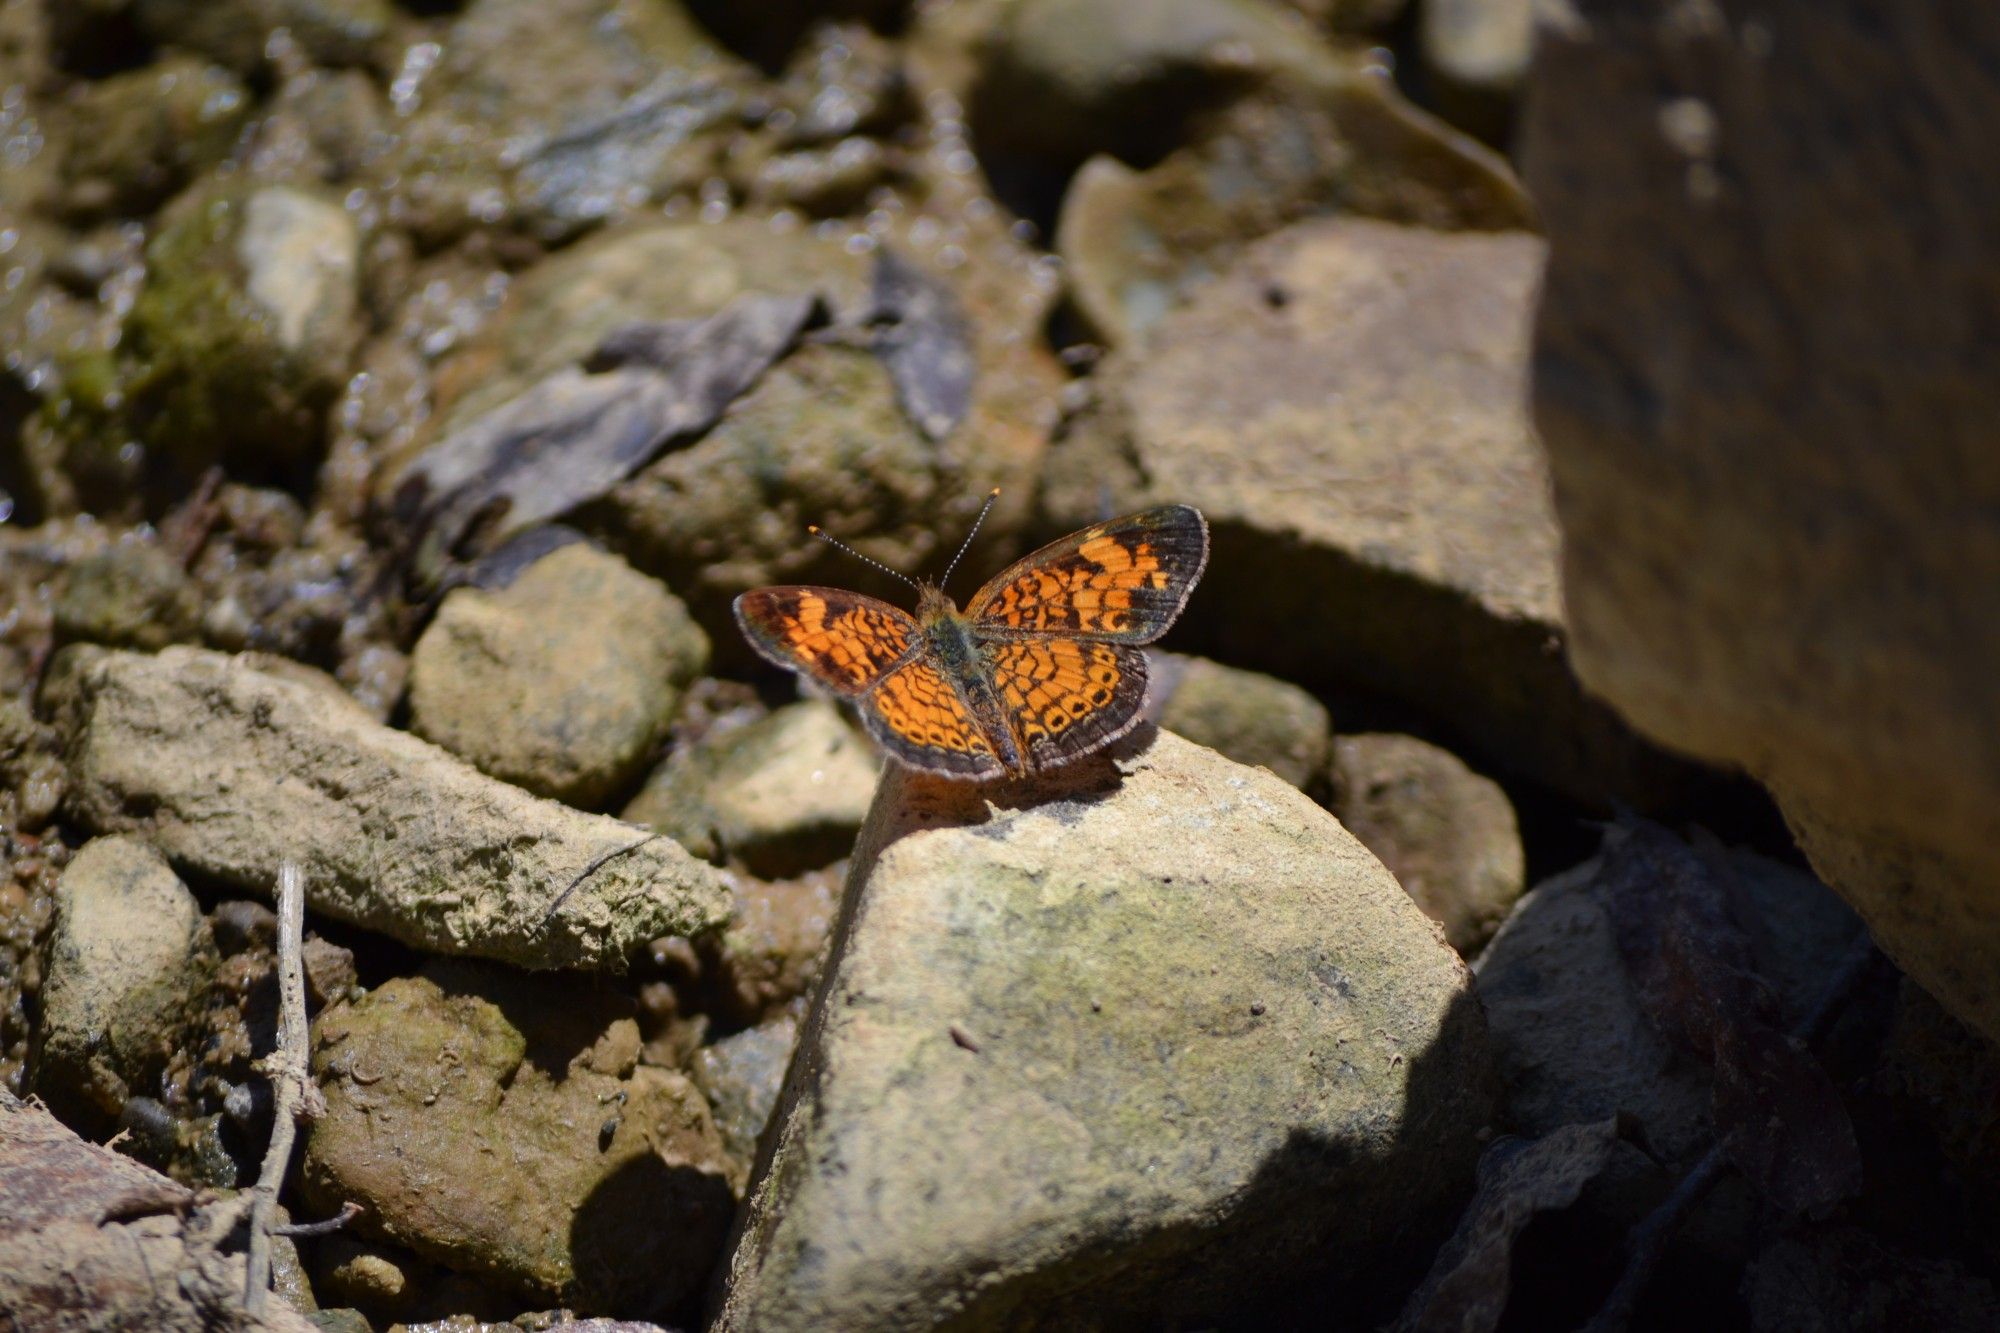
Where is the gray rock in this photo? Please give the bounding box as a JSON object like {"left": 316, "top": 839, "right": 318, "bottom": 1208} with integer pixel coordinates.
{"left": 49, "top": 645, "right": 730, "bottom": 970}
{"left": 1028, "top": 0, "right": 1531, "bottom": 348}
{"left": 716, "top": 729, "right": 1489, "bottom": 1329}
{"left": 1147, "top": 651, "right": 1331, "bottom": 789}
{"left": 409, "top": 544, "right": 709, "bottom": 808}
{"left": 1330, "top": 732, "right": 1524, "bottom": 954}
{"left": 1524, "top": 0, "right": 2000, "bottom": 1043}
{"left": 622, "top": 699, "right": 879, "bottom": 876}
{"left": 692, "top": 1014, "right": 799, "bottom": 1179}
{"left": 1044, "top": 216, "right": 1701, "bottom": 807}
{"left": 301, "top": 960, "right": 736, "bottom": 1316}
{"left": 365, "top": 0, "right": 745, "bottom": 244}
{"left": 30, "top": 837, "right": 210, "bottom": 1133}
{"left": 1474, "top": 843, "right": 1863, "bottom": 1246}
{"left": 52, "top": 540, "right": 202, "bottom": 651}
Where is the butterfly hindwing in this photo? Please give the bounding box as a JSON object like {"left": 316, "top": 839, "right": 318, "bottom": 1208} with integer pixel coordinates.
{"left": 858, "top": 657, "right": 1007, "bottom": 780}
{"left": 733, "top": 586, "right": 918, "bottom": 697}
{"left": 965, "top": 504, "right": 1208, "bottom": 643}
{"left": 987, "top": 637, "right": 1150, "bottom": 771}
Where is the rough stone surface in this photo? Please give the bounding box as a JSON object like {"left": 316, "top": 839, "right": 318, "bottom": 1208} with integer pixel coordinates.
{"left": 1045, "top": 217, "right": 1694, "bottom": 806}
{"left": 30, "top": 836, "right": 210, "bottom": 1133}
{"left": 410, "top": 544, "right": 709, "bottom": 809}
{"left": 692, "top": 1015, "right": 799, "bottom": 1178}
{"left": 303, "top": 960, "right": 735, "bottom": 1317}
{"left": 50, "top": 645, "right": 730, "bottom": 970}
{"left": 705, "top": 868, "right": 839, "bottom": 1028}
{"left": 622, "top": 699, "right": 879, "bottom": 876}
{"left": 1146, "top": 651, "right": 1331, "bottom": 790}
{"left": 1523, "top": 0, "right": 2000, "bottom": 1043}
{"left": 716, "top": 729, "right": 1489, "bottom": 1330}
{"left": 57, "top": 55, "right": 252, "bottom": 219}
{"left": 52, "top": 539, "right": 203, "bottom": 651}
{"left": 1329, "top": 732, "right": 1524, "bottom": 954}
{"left": 1022, "top": 0, "right": 1532, "bottom": 348}
{"left": 1474, "top": 843, "right": 1863, "bottom": 1245}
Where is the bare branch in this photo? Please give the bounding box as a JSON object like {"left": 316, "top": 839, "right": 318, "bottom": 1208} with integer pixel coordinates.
{"left": 272, "top": 1200, "right": 360, "bottom": 1239}
{"left": 244, "top": 861, "right": 325, "bottom": 1318}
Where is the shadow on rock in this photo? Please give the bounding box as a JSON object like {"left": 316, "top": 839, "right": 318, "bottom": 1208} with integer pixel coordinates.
{"left": 570, "top": 1151, "right": 738, "bottom": 1323}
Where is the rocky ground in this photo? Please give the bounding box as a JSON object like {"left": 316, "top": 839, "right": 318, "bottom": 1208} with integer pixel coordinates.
{"left": 1, "top": 1, "right": 1996, "bottom": 1330}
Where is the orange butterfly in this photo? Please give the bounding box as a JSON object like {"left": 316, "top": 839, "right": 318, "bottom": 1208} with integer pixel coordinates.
{"left": 736, "top": 498, "right": 1208, "bottom": 780}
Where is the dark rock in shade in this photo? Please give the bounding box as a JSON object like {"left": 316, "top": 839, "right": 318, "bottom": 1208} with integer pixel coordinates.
{"left": 1008, "top": 0, "right": 1531, "bottom": 349}
{"left": 29, "top": 836, "right": 212, "bottom": 1134}
{"left": 408, "top": 544, "right": 710, "bottom": 809}
{"left": 1473, "top": 841, "right": 1863, "bottom": 1256}
{"left": 301, "top": 960, "right": 735, "bottom": 1317}
{"left": 622, "top": 699, "right": 878, "bottom": 876}
{"left": 1044, "top": 217, "right": 1705, "bottom": 809}
{"left": 1146, "top": 651, "right": 1331, "bottom": 790}
{"left": 716, "top": 730, "right": 1488, "bottom": 1329}
{"left": 1523, "top": 0, "right": 2000, "bottom": 1046}
{"left": 1330, "top": 732, "right": 1524, "bottom": 954}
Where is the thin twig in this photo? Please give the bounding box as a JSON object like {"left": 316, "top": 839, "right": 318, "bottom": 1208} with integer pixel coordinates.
{"left": 273, "top": 1200, "right": 361, "bottom": 1239}
{"left": 540, "top": 831, "right": 662, "bottom": 926}
{"left": 1580, "top": 934, "right": 1879, "bottom": 1332}
{"left": 244, "top": 862, "right": 325, "bottom": 1317}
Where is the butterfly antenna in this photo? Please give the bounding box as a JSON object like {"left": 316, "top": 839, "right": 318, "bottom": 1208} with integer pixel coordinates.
{"left": 939, "top": 488, "right": 1002, "bottom": 595}
{"left": 807, "top": 524, "right": 921, "bottom": 592}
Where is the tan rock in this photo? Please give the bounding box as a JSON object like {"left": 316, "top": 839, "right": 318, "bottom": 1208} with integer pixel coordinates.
{"left": 410, "top": 544, "right": 709, "bottom": 809}
{"left": 1147, "top": 651, "right": 1331, "bottom": 790}
{"left": 1330, "top": 733, "right": 1524, "bottom": 953}
{"left": 30, "top": 836, "right": 210, "bottom": 1133}
{"left": 1044, "top": 217, "right": 1698, "bottom": 805}
{"left": 302, "top": 961, "right": 734, "bottom": 1315}
{"left": 50, "top": 645, "right": 730, "bottom": 970}
{"left": 622, "top": 699, "right": 879, "bottom": 876}
{"left": 1524, "top": 1, "right": 2000, "bottom": 1040}
{"left": 716, "top": 729, "right": 1488, "bottom": 1329}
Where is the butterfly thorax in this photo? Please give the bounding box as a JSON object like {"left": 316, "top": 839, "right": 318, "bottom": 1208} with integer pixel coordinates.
{"left": 914, "top": 581, "right": 1030, "bottom": 775}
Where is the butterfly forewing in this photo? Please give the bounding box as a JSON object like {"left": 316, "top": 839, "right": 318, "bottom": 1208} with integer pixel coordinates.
{"left": 733, "top": 586, "right": 919, "bottom": 697}
{"left": 965, "top": 504, "right": 1208, "bottom": 643}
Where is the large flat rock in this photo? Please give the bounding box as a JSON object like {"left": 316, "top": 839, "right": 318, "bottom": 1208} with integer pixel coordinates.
{"left": 1043, "top": 216, "right": 1700, "bottom": 806}
{"left": 1524, "top": 1, "right": 2000, "bottom": 1040}
{"left": 49, "top": 645, "right": 730, "bottom": 969}
{"left": 716, "top": 728, "right": 1489, "bottom": 1329}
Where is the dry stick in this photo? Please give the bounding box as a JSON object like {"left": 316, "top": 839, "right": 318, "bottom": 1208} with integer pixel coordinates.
{"left": 244, "top": 861, "right": 327, "bottom": 1317}
{"left": 1579, "top": 934, "right": 1881, "bottom": 1333}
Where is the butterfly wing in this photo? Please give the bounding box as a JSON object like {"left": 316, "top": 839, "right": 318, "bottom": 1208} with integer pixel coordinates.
{"left": 857, "top": 657, "right": 1007, "bottom": 780}
{"left": 986, "top": 637, "right": 1150, "bottom": 771}
{"left": 734, "top": 586, "right": 920, "bottom": 697}
{"left": 965, "top": 504, "right": 1208, "bottom": 643}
